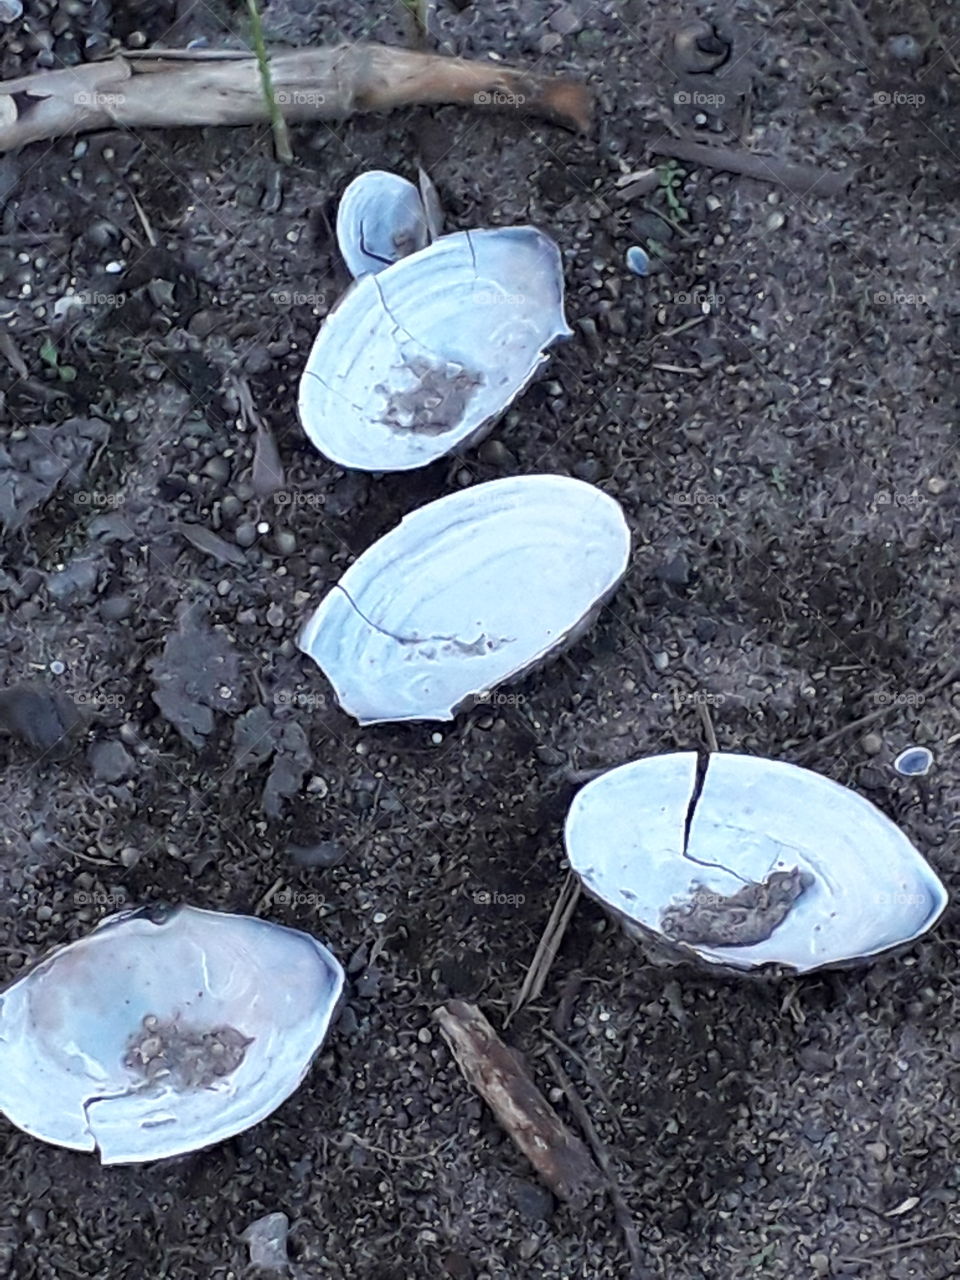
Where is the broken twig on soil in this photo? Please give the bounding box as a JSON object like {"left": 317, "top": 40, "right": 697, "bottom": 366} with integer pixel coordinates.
{"left": 545, "top": 1050, "right": 649, "bottom": 1280}
{"left": 507, "top": 871, "right": 580, "bottom": 1024}
{"left": 650, "top": 138, "right": 851, "bottom": 197}
{"left": 0, "top": 43, "right": 591, "bottom": 151}
{"left": 792, "top": 664, "right": 960, "bottom": 760}
{"left": 434, "top": 1000, "right": 603, "bottom": 1207}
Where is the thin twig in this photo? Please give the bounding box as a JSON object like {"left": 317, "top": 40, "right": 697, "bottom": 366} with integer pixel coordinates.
{"left": 541, "top": 1028, "right": 625, "bottom": 1136}
{"left": 841, "top": 1232, "right": 960, "bottom": 1262}
{"left": 545, "top": 1050, "right": 648, "bottom": 1279}
{"left": 127, "top": 188, "right": 158, "bottom": 246}
{"left": 792, "top": 664, "right": 960, "bottom": 759}
{"left": 254, "top": 875, "right": 283, "bottom": 913}
{"left": 651, "top": 362, "right": 702, "bottom": 375}
{"left": 651, "top": 138, "right": 852, "bottom": 197}
{"left": 507, "top": 872, "right": 580, "bottom": 1025}
{"left": 658, "top": 313, "right": 708, "bottom": 340}
{"left": 0, "top": 232, "right": 66, "bottom": 246}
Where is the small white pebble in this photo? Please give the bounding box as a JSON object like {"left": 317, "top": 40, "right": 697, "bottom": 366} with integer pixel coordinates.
{"left": 104, "top": 260, "right": 124, "bottom": 274}
{"left": 256, "top": 521, "right": 270, "bottom": 534}
{"left": 49, "top": 660, "right": 65, "bottom": 675}
{"left": 431, "top": 732, "right": 443, "bottom": 745}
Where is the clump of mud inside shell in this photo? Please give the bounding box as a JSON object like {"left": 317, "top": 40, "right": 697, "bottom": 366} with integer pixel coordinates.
{"left": 124, "top": 1014, "right": 254, "bottom": 1090}
{"left": 660, "top": 867, "right": 814, "bottom": 947}
{"left": 377, "top": 356, "right": 482, "bottom": 435}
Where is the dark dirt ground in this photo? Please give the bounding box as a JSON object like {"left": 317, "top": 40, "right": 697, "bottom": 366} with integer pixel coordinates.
{"left": 1, "top": 0, "right": 960, "bottom": 1277}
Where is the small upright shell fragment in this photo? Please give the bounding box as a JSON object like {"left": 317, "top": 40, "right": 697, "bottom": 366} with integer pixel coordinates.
{"left": 0, "top": 905, "right": 344, "bottom": 1163}
{"left": 298, "top": 227, "right": 572, "bottom": 472}
{"left": 565, "top": 752, "right": 948, "bottom": 973}
{"left": 336, "top": 170, "right": 432, "bottom": 278}
{"left": 894, "top": 746, "right": 933, "bottom": 777}
{"left": 298, "top": 475, "right": 630, "bottom": 724}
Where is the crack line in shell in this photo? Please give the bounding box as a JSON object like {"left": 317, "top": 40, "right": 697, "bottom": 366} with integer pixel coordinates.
{"left": 334, "top": 583, "right": 512, "bottom": 654}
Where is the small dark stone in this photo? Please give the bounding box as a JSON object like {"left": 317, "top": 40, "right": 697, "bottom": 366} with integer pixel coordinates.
{"left": 655, "top": 553, "right": 691, "bottom": 588}
{"left": 243, "top": 345, "right": 272, "bottom": 375}
{"left": 548, "top": 4, "right": 581, "bottom": 35}
{"left": 694, "top": 618, "right": 719, "bottom": 642}
{"left": 631, "top": 211, "right": 674, "bottom": 242}
{"left": 88, "top": 740, "right": 135, "bottom": 782}
{"left": 0, "top": 683, "right": 84, "bottom": 760}
{"left": 336, "top": 1004, "right": 359, "bottom": 1037}
{"left": 100, "top": 594, "right": 132, "bottom": 622}
{"left": 354, "top": 965, "right": 381, "bottom": 1000}
{"left": 573, "top": 457, "right": 602, "bottom": 482}
{"left": 47, "top": 557, "right": 101, "bottom": 604}
{"left": 287, "top": 840, "right": 347, "bottom": 869}
{"left": 478, "top": 439, "right": 517, "bottom": 469}
{"left": 512, "top": 1178, "right": 555, "bottom": 1222}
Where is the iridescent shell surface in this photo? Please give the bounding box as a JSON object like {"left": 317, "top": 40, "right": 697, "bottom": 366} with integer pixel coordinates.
{"left": 0, "top": 905, "right": 344, "bottom": 1163}
{"left": 298, "top": 227, "right": 571, "bottom": 471}
{"left": 565, "top": 752, "right": 948, "bottom": 973}
{"left": 299, "top": 475, "right": 630, "bottom": 725}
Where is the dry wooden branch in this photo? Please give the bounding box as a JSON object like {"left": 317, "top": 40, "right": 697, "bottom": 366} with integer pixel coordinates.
{"left": 650, "top": 138, "right": 851, "bottom": 197}
{"left": 434, "top": 999, "right": 603, "bottom": 1207}
{"left": 0, "top": 42, "right": 591, "bottom": 152}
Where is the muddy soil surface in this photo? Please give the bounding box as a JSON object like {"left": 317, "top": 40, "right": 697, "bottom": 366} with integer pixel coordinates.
{"left": 1, "top": 0, "right": 958, "bottom": 1277}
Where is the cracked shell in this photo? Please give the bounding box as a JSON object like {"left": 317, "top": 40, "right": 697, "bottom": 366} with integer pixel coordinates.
{"left": 565, "top": 752, "right": 948, "bottom": 973}
{"left": 298, "top": 227, "right": 572, "bottom": 472}
{"left": 336, "top": 170, "right": 433, "bottom": 278}
{"left": 298, "top": 475, "right": 631, "bottom": 725}
{"left": 0, "top": 905, "right": 344, "bottom": 1163}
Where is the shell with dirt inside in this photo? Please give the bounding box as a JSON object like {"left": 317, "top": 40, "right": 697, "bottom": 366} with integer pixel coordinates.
{"left": 298, "top": 226, "right": 571, "bottom": 471}
{"left": 564, "top": 752, "right": 948, "bottom": 974}
{"left": 335, "top": 169, "right": 433, "bottom": 278}
{"left": 298, "top": 474, "right": 630, "bottom": 725}
{"left": 0, "top": 905, "right": 344, "bottom": 1163}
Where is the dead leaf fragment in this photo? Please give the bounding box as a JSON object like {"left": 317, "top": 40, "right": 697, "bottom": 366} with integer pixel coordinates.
{"left": 149, "top": 608, "right": 243, "bottom": 748}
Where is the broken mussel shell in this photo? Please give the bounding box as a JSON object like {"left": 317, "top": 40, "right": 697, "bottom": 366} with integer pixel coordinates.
{"left": 565, "top": 752, "right": 948, "bottom": 974}
{"left": 0, "top": 905, "right": 344, "bottom": 1163}
{"left": 298, "top": 226, "right": 571, "bottom": 471}
{"left": 299, "top": 475, "right": 630, "bottom": 725}
{"left": 336, "top": 170, "right": 434, "bottom": 278}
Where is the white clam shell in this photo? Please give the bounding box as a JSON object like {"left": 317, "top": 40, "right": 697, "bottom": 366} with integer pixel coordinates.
{"left": 336, "top": 170, "right": 432, "bottom": 277}
{"left": 0, "top": 905, "right": 344, "bottom": 1163}
{"left": 299, "top": 475, "right": 631, "bottom": 725}
{"left": 298, "top": 227, "right": 572, "bottom": 472}
{"left": 565, "top": 752, "right": 948, "bottom": 973}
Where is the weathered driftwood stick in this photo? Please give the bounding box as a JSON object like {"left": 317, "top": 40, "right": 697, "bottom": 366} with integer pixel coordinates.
{"left": 434, "top": 999, "right": 603, "bottom": 1207}
{"left": 650, "top": 137, "right": 851, "bottom": 197}
{"left": 0, "top": 42, "right": 591, "bottom": 152}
